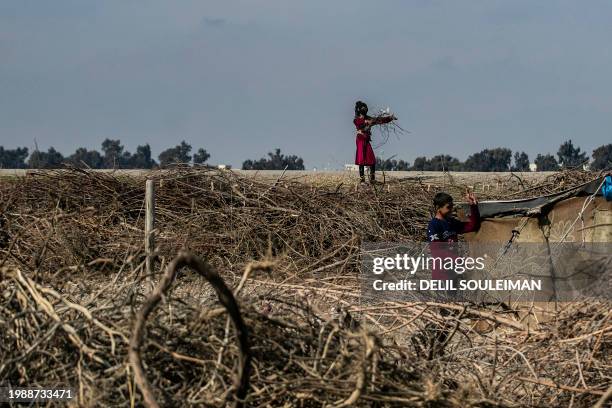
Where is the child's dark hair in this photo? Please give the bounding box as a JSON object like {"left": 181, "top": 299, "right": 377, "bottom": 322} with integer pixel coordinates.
{"left": 355, "top": 100, "right": 368, "bottom": 117}
{"left": 433, "top": 192, "right": 453, "bottom": 210}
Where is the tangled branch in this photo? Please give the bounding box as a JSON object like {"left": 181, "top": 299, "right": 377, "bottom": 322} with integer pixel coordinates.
{"left": 129, "top": 252, "right": 251, "bottom": 408}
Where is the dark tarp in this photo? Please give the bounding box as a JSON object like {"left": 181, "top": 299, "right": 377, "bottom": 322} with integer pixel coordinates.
{"left": 459, "top": 175, "right": 607, "bottom": 219}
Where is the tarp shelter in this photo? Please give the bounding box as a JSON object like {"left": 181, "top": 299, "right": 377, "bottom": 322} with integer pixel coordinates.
{"left": 459, "top": 175, "right": 612, "bottom": 243}
{"left": 457, "top": 175, "right": 611, "bottom": 308}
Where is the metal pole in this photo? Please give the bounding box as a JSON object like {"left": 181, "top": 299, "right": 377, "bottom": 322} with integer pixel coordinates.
{"left": 145, "top": 179, "right": 155, "bottom": 284}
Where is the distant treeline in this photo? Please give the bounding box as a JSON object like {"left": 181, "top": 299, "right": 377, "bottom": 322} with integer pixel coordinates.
{"left": 0, "top": 139, "right": 210, "bottom": 169}
{"left": 377, "top": 140, "right": 612, "bottom": 172}
{"left": 0, "top": 139, "right": 307, "bottom": 171}
{"left": 242, "top": 148, "right": 305, "bottom": 171}
{"left": 0, "top": 139, "right": 610, "bottom": 171}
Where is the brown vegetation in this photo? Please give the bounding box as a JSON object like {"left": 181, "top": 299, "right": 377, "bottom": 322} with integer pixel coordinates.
{"left": 0, "top": 168, "right": 609, "bottom": 407}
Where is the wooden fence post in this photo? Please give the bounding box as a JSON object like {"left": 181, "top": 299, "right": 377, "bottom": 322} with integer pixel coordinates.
{"left": 145, "top": 179, "right": 155, "bottom": 285}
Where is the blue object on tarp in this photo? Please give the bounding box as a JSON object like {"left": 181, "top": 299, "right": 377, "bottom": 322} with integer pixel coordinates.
{"left": 603, "top": 175, "right": 612, "bottom": 201}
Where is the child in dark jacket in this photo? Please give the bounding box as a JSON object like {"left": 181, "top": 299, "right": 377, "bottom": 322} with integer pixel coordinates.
{"left": 427, "top": 191, "right": 480, "bottom": 243}
{"left": 427, "top": 191, "right": 480, "bottom": 282}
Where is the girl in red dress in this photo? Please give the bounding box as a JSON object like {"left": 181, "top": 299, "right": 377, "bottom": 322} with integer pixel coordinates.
{"left": 353, "top": 101, "right": 396, "bottom": 183}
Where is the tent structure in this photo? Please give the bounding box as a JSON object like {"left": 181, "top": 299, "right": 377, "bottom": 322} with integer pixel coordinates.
{"left": 456, "top": 175, "right": 611, "bottom": 309}
{"left": 459, "top": 175, "right": 612, "bottom": 244}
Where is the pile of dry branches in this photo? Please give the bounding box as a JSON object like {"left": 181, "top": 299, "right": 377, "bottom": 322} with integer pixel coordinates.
{"left": 0, "top": 168, "right": 610, "bottom": 407}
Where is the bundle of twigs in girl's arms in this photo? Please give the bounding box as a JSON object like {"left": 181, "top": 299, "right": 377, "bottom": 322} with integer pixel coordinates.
{"left": 372, "top": 106, "right": 408, "bottom": 150}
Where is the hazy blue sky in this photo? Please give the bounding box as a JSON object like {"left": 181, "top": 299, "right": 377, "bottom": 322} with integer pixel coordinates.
{"left": 1, "top": 0, "right": 611, "bottom": 168}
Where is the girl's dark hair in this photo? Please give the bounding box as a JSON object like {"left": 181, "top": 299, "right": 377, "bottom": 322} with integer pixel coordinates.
{"left": 433, "top": 192, "right": 453, "bottom": 209}
{"left": 355, "top": 101, "right": 368, "bottom": 117}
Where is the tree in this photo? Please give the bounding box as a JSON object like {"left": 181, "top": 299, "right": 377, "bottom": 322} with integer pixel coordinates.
{"left": 557, "top": 139, "right": 587, "bottom": 168}
{"left": 28, "top": 147, "right": 65, "bottom": 168}
{"left": 129, "top": 144, "right": 156, "bottom": 169}
{"left": 534, "top": 154, "right": 559, "bottom": 171}
{"left": 158, "top": 141, "right": 192, "bottom": 167}
{"left": 591, "top": 144, "right": 612, "bottom": 170}
{"left": 242, "top": 148, "right": 305, "bottom": 170}
{"left": 67, "top": 147, "right": 103, "bottom": 168}
{"left": 0, "top": 147, "right": 29, "bottom": 168}
{"left": 101, "top": 139, "right": 130, "bottom": 169}
{"left": 193, "top": 148, "right": 211, "bottom": 165}
{"left": 411, "top": 156, "right": 428, "bottom": 171}
{"left": 512, "top": 151, "right": 530, "bottom": 172}
{"left": 376, "top": 158, "right": 410, "bottom": 171}
{"left": 464, "top": 148, "right": 512, "bottom": 172}
{"left": 410, "top": 155, "right": 462, "bottom": 171}
{"left": 428, "top": 155, "right": 463, "bottom": 171}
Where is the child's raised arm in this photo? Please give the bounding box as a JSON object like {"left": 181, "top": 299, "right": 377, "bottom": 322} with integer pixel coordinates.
{"left": 459, "top": 192, "right": 480, "bottom": 234}
{"left": 367, "top": 115, "right": 397, "bottom": 126}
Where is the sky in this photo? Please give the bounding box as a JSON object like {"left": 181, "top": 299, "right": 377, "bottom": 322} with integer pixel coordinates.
{"left": 1, "top": 0, "right": 611, "bottom": 169}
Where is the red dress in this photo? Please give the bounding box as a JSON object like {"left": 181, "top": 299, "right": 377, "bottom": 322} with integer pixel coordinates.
{"left": 354, "top": 116, "right": 393, "bottom": 166}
